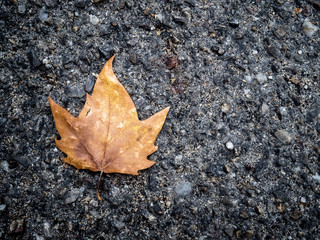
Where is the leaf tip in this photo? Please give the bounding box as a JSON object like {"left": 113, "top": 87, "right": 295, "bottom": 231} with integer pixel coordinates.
{"left": 98, "top": 55, "right": 117, "bottom": 83}
{"left": 106, "top": 55, "right": 116, "bottom": 68}
{"left": 48, "top": 96, "right": 58, "bottom": 111}
{"left": 48, "top": 96, "right": 53, "bottom": 104}
{"left": 158, "top": 106, "right": 170, "bottom": 120}
{"left": 164, "top": 106, "right": 170, "bottom": 113}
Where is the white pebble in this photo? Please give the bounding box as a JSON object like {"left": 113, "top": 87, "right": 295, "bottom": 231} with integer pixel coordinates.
{"left": 244, "top": 75, "right": 253, "bottom": 84}
{"left": 312, "top": 174, "right": 320, "bottom": 182}
{"left": 226, "top": 141, "right": 234, "bottom": 150}
{"left": 256, "top": 73, "right": 267, "bottom": 84}
{"left": 244, "top": 89, "right": 251, "bottom": 97}
{"left": 155, "top": 14, "right": 164, "bottom": 22}
{"left": 89, "top": 15, "right": 99, "bottom": 25}
{"left": 279, "top": 107, "right": 287, "bottom": 116}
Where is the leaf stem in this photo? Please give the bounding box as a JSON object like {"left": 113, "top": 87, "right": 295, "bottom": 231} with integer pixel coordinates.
{"left": 97, "top": 171, "right": 103, "bottom": 201}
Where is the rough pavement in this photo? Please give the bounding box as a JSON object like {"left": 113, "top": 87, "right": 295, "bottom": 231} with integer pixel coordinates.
{"left": 1, "top": 0, "right": 320, "bottom": 239}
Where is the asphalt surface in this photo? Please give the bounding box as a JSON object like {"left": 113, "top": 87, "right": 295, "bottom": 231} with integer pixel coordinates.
{"left": 0, "top": 0, "right": 320, "bottom": 239}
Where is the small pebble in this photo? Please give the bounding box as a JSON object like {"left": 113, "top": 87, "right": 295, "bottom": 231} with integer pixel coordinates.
{"left": 114, "top": 220, "right": 125, "bottom": 231}
{"left": 221, "top": 103, "right": 231, "bottom": 113}
{"left": 279, "top": 107, "right": 287, "bottom": 117}
{"left": 110, "top": 186, "right": 120, "bottom": 198}
{"left": 224, "top": 224, "right": 235, "bottom": 237}
{"left": 89, "top": 15, "right": 100, "bottom": 25}
{"left": 75, "top": 0, "right": 87, "bottom": 8}
{"left": 65, "top": 188, "right": 81, "bottom": 204}
{"left": 38, "top": 8, "right": 48, "bottom": 22}
{"left": 18, "top": 3, "right": 26, "bottom": 14}
{"left": 256, "top": 73, "right": 267, "bottom": 84}
{"left": 244, "top": 89, "right": 250, "bottom": 97}
{"left": 90, "top": 199, "right": 99, "bottom": 207}
{"left": 240, "top": 211, "right": 249, "bottom": 219}
{"left": 275, "top": 129, "right": 295, "bottom": 144}
{"left": 217, "top": 48, "right": 225, "bottom": 55}
{"left": 175, "top": 181, "right": 192, "bottom": 196}
{"left": 90, "top": 210, "right": 99, "bottom": 218}
{"left": 175, "top": 155, "right": 183, "bottom": 164}
{"left": 256, "top": 205, "right": 264, "bottom": 215}
{"left": 130, "top": 52, "right": 138, "bottom": 65}
{"left": 99, "top": 45, "right": 120, "bottom": 57}
{"left": 142, "top": 211, "right": 157, "bottom": 222}
{"left": 66, "top": 85, "right": 86, "bottom": 98}
{"left": 274, "top": 28, "right": 286, "bottom": 39}
{"left": 267, "top": 45, "right": 281, "bottom": 58}
{"left": 302, "top": 19, "right": 319, "bottom": 37}
{"left": 298, "top": 50, "right": 302, "bottom": 55}
{"left": 153, "top": 204, "right": 163, "bottom": 215}
{"left": 35, "top": 234, "right": 44, "bottom": 240}
{"left": 0, "top": 204, "right": 6, "bottom": 212}
{"left": 244, "top": 75, "right": 253, "bottom": 84}
{"left": 44, "top": 0, "right": 59, "bottom": 7}
{"left": 229, "top": 19, "right": 240, "bottom": 28}
{"left": 84, "top": 76, "right": 95, "bottom": 93}
{"left": 27, "top": 48, "right": 42, "bottom": 68}
{"left": 312, "top": 174, "right": 320, "bottom": 182}
{"left": 226, "top": 141, "right": 234, "bottom": 150}
{"left": 261, "top": 103, "right": 269, "bottom": 115}
{"left": 155, "top": 13, "right": 164, "bottom": 22}
{"left": 0, "top": 161, "right": 9, "bottom": 172}
{"left": 43, "top": 222, "right": 52, "bottom": 238}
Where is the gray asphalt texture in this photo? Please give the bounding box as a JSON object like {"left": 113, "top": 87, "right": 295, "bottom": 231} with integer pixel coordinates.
{"left": 1, "top": 0, "right": 320, "bottom": 239}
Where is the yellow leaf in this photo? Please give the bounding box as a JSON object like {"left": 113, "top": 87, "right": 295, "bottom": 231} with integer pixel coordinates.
{"left": 49, "top": 56, "right": 169, "bottom": 199}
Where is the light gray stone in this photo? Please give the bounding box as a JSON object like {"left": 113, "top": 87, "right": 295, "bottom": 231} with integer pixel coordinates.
{"left": 303, "top": 20, "right": 319, "bottom": 37}
{"left": 65, "top": 188, "right": 81, "bottom": 204}
{"left": 89, "top": 15, "right": 100, "bottom": 25}
{"left": 175, "top": 181, "right": 192, "bottom": 196}
{"left": 275, "top": 130, "right": 295, "bottom": 144}
{"left": 256, "top": 73, "right": 267, "bottom": 84}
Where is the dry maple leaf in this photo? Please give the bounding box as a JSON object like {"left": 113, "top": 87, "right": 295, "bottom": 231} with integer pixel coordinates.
{"left": 49, "top": 56, "right": 169, "bottom": 200}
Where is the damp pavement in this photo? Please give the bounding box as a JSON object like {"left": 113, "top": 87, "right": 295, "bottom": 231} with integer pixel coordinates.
{"left": 0, "top": 0, "right": 320, "bottom": 239}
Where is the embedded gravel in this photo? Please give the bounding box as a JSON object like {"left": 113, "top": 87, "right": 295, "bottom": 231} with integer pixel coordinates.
{"left": 1, "top": 0, "right": 320, "bottom": 239}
